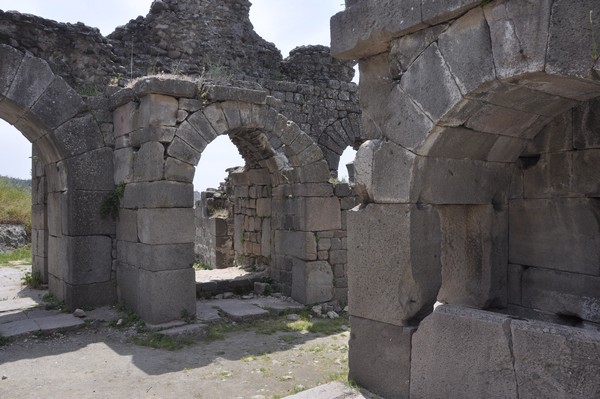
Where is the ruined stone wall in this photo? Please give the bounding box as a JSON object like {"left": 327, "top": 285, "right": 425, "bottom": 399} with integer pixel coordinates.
{"left": 0, "top": 10, "right": 121, "bottom": 89}
{"left": 194, "top": 188, "right": 234, "bottom": 269}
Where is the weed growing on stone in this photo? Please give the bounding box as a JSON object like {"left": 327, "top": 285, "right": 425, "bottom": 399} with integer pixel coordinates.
{"left": 100, "top": 182, "right": 126, "bottom": 220}
{"left": 0, "top": 334, "right": 10, "bottom": 346}
{"left": 591, "top": 11, "right": 599, "bottom": 61}
{"left": 42, "top": 293, "right": 66, "bottom": 312}
{"left": 110, "top": 305, "right": 146, "bottom": 332}
{"left": 193, "top": 261, "right": 211, "bottom": 271}
{"left": 21, "top": 270, "right": 42, "bottom": 289}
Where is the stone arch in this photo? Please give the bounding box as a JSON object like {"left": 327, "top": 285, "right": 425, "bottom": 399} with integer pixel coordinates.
{"left": 0, "top": 44, "right": 116, "bottom": 309}
{"left": 338, "top": 1, "right": 600, "bottom": 396}
{"left": 114, "top": 80, "right": 348, "bottom": 324}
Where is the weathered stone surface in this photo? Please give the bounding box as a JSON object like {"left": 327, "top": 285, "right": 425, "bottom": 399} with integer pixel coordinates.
{"left": 136, "top": 94, "right": 178, "bottom": 128}
{"left": 0, "top": 44, "right": 24, "bottom": 97}
{"left": 292, "top": 261, "right": 333, "bottom": 304}
{"left": 63, "top": 190, "right": 115, "bottom": 236}
{"left": 137, "top": 208, "right": 195, "bottom": 244}
{"left": 116, "top": 209, "right": 138, "bottom": 242}
{"left": 437, "top": 204, "right": 508, "bottom": 309}
{"left": 63, "top": 236, "right": 112, "bottom": 285}
{"left": 465, "top": 103, "right": 539, "bottom": 138}
{"left": 400, "top": 43, "right": 463, "bottom": 123}
{"left": 132, "top": 141, "right": 165, "bottom": 182}
{"left": 206, "top": 85, "right": 267, "bottom": 104}
{"left": 347, "top": 203, "right": 441, "bottom": 326}
{"left": 389, "top": 25, "right": 446, "bottom": 77}
{"left": 509, "top": 198, "right": 600, "bottom": 275}
{"left": 113, "top": 147, "right": 134, "bottom": 184}
{"left": 545, "top": 0, "right": 600, "bottom": 80}
{"left": 520, "top": 267, "right": 600, "bottom": 323}
{"left": 573, "top": 98, "right": 600, "bottom": 150}
{"left": 349, "top": 316, "right": 414, "bottom": 399}
{"left": 52, "top": 114, "right": 105, "bottom": 159}
{"left": 137, "top": 268, "right": 196, "bottom": 324}
{"left": 28, "top": 76, "right": 85, "bottom": 130}
{"left": 298, "top": 197, "right": 341, "bottom": 232}
{"left": 330, "top": 0, "right": 425, "bottom": 60}
{"left": 5, "top": 52, "right": 55, "bottom": 116}
{"left": 411, "top": 305, "right": 518, "bottom": 399}
{"left": 122, "top": 181, "right": 193, "bottom": 209}
{"left": 132, "top": 76, "right": 197, "bottom": 98}
{"left": 512, "top": 318, "right": 600, "bottom": 399}
{"left": 164, "top": 157, "right": 195, "bottom": 182}
{"left": 572, "top": 149, "right": 600, "bottom": 196}
{"left": 274, "top": 230, "right": 317, "bottom": 261}
{"left": 118, "top": 241, "right": 194, "bottom": 272}
{"left": 63, "top": 148, "right": 114, "bottom": 191}
{"left": 484, "top": 0, "right": 551, "bottom": 79}
{"left": 166, "top": 136, "right": 202, "bottom": 165}
{"left": 130, "top": 126, "right": 176, "bottom": 146}
{"left": 523, "top": 152, "right": 572, "bottom": 198}
{"left": 113, "top": 102, "right": 137, "bottom": 138}
{"left": 438, "top": 7, "right": 495, "bottom": 95}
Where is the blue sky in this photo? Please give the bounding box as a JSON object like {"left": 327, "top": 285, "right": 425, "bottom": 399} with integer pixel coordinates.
{"left": 0, "top": 0, "right": 354, "bottom": 189}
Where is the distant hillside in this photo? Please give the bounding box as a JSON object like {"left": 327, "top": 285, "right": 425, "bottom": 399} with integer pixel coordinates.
{"left": 0, "top": 175, "right": 31, "bottom": 191}
{"left": 0, "top": 176, "right": 32, "bottom": 232}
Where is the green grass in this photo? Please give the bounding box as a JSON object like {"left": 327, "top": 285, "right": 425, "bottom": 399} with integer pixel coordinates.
{"left": 0, "top": 334, "right": 10, "bottom": 346}
{"left": 42, "top": 293, "right": 67, "bottom": 312}
{"left": 132, "top": 332, "right": 195, "bottom": 351}
{"left": 21, "top": 269, "right": 42, "bottom": 289}
{"left": 0, "top": 243, "right": 32, "bottom": 264}
{"left": 0, "top": 177, "right": 32, "bottom": 232}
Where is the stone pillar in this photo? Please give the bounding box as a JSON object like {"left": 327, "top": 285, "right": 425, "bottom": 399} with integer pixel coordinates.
{"left": 115, "top": 93, "right": 196, "bottom": 324}
{"left": 346, "top": 203, "right": 442, "bottom": 398}
{"left": 31, "top": 145, "right": 48, "bottom": 283}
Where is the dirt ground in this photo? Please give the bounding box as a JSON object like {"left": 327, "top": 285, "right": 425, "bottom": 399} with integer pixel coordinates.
{"left": 0, "top": 264, "right": 351, "bottom": 399}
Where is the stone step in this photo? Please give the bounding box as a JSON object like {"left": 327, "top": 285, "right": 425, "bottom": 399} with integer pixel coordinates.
{"left": 0, "top": 313, "right": 85, "bottom": 338}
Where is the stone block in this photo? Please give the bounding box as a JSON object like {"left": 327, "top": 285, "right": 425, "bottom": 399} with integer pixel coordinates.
{"left": 117, "top": 262, "right": 140, "bottom": 310}
{"left": 187, "top": 109, "right": 219, "bottom": 143}
{"left": 175, "top": 120, "right": 209, "bottom": 153}
{"left": 574, "top": 98, "right": 600, "bottom": 150}
{"left": 512, "top": 318, "right": 600, "bottom": 398}
{"left": 132, "top": 76, "right": 197, "bottom": 98}
{"left": 202, "top": 104, "right": 229, "bottom": 134}
{"left": 64, "top": 148, "right": 114, "bottom": 191}
{"left": 465, "top": 103, "right": 539, "bottom": 138}
{"left": 137, "top": 208, "right": 195, "bottom": 244}
{"left": 118, "top": 241, "right": 195, "bottom": 272}
{"left": 164, "top": 157, "right": 195, "bottom": 183}
{"left": 113, "top": 147, "right": 134, "bottom": 184}
{"left": 484, "top": 0, "right": 551, "bottom": 79}
{"left": 47, "top": 192, "right": 64, "bottom": 237}
{"left": 167, "top": 136, "right": 201, "bottom": 165}
{"left": 130, "top": 126, "right": 176, "bottom": 146}
{"left": 29, "top": 76, "right": 85, "bottom": 130}
{"left": 507, "top": 264, "right": 523, "bottom": 306}
{"left": 546, "top": 0, "right": 600, "bottom": 80}
{"left": 347, "top": 203, "right": 441, "bottom": 326}
{"left": 64, "top": 235, "right": 113, "bottom": 285}
{"left": 389, "top": 24, "right": 447, "bottom": 76}
{"left": 298, "top": 197, "right": 341, "bottom": 232}
{"left": 113, "top": 102, "right": 137, "bottom": 138}
{"left": 64, "top": 280, "right": 117, "bottom": 310}
{"left": 5, "top": 52, "right": 55, "bottom": 115}
{"left": 132, "top": 141, "right": 165, "bottom": 182}
{"left": 573, "top": 149, "right": 600, "bottom": 196}
{"left": 410, "top": 305, "right": 518, "bottom": 399}
{"left": 401, "top": 43, "right": 463, "bottom": 122}
{"left": 274, "top": 230, "right": 317, "bottom": 261}
{"left": 116, "top": 209, "right": 138, "bottom": 242}
{"left": 206, "top": 85, "right": 267, "bottom": 104}
{"left": 136, "top": 94, "right": 178, "bottom": 128}
{"left": 52, "top": 114, "right": 105, "bottom": 159}
{"left": 520, "top": 267, "right": 600, "bottom": 323}
{"left": 420, "top": 126, "right": 498, "bottom": 161}
{"left": 256, "top": 198, "right": 271, "bottom": 217}
{"left": 422, "top": 0, "right": 480, "bottom": 25}
{"left": 291, "top": 183, "right": 333, "bottom": 197}
{"left": 137, "top": 268, "right": 196, "bottom": 324}
{"left": 349, "top": 316, "right": 414, "bottom": 399}
{"left": 438, "top": 7, "right": 495, "bottom": 95}
{"left": 261, "top": 218, "right": 271, "bottom": 258}
{"left": 0, "top": 44, "right": 23, "bottom": 97}
{"left": 523, "top": 152, "right": 572, "bottom": 198}
{"left": 412, "top": 156, "right": 514, "bottom": 204}
{"left": 291, "top": 261, "right": 333, "bottom": 304}
{"left": 63, "top": 190, "right": 115, "bottom": 236}
{"left": 330, "top": 0, "right": 425, "bottom": 60}
{"left": 437, "top": 204, "right": 508, "bottom": 309}
{"left": 509, "top": 198, "right": 600, "bottom": 275}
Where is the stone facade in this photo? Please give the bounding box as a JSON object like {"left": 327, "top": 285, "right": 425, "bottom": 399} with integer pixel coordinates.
{"left": 0, "top": 0, "right": 361, "bottom": 325}
{"left": 332, "top": 0, "right": 600, "bottom": 397}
